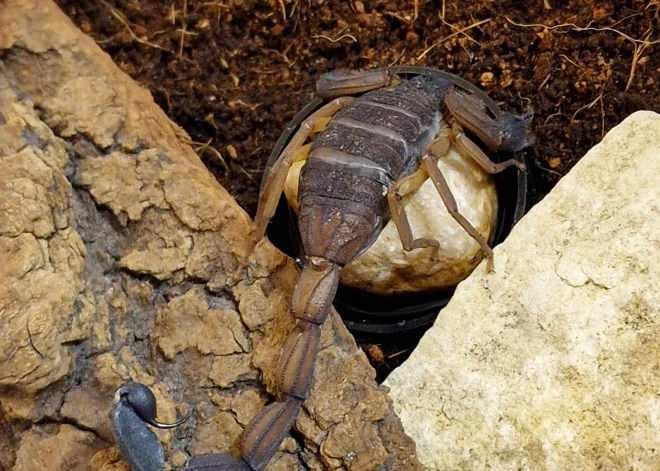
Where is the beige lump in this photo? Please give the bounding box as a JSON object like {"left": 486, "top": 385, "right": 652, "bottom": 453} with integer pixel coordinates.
{"left": 284, "top": 145, "right": 498, "bottom": 295}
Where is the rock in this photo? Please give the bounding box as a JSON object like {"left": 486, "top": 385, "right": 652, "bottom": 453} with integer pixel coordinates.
{"left": 384, "top": 111, "right": 660, "bottom": 470}
{"left": 90, "top": 448, "right": 131, "bottom": 471}
{"left": 12, "top": 425, "right": 104, "bottom": 471}
{"left": 284, "top": 144, "right": 497, "bottom": 295}
{"left": 171, "top": 451, "right": 188, "bottom": 469}
{"left": 0, "top": 1, "right": 422, "bottom": 470}
{"left": 154, "top": 288, "right": 250, "bottom": 359}
{"left": 209, "top": 354, "right": 258, "bottom": 388}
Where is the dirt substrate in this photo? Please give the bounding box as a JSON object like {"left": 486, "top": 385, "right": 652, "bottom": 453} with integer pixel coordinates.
{"left": 55, "top": 0, "right": 660, "bottom": 376}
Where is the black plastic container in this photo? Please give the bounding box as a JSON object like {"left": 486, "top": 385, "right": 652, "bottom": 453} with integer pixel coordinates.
{"left": 261, "top": 66, "right": 530, "bottom": 338}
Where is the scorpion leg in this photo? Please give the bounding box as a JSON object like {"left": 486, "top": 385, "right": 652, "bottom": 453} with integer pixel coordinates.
{"left": 315, "top": 68, "right": 398, "bottom": 100}
{"left": 387, "top": 168, "right": 439, "bottom": 251}
{"left": 419, "top": 148, "right": 495, "bottom": 273}
{"left": 388, "top": 127, "right": 496, "bottom": 270}
{"left": 450, "top": 120, "right": 525, "bottom": 173}
{"left": 388, "top": 127, "right": 495, "bottom": 271}
{"left": 386, "top": 126, "right": 463, "bottom": 252}
{"left": 250, "top": 97, "right": 355, "bottom": 254}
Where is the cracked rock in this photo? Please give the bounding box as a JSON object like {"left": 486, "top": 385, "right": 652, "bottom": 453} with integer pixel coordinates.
{"left": 0, "top": 1, "right": 422, "bottom": 470}
{"left": 12, "top": 425, "right": 105, "bottom": 471}
{"left": 385, "top": 111, "right": 660, "bottom": 470}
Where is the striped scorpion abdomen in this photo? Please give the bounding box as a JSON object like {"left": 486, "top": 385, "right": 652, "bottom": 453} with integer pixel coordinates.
{"left": 298, "top": 75, "right": 454, "bottom": 265}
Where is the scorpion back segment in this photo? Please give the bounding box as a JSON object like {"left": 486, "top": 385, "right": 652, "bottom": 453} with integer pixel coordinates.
{"left": 109, "top": 68, "right": 534, "bottom": 471}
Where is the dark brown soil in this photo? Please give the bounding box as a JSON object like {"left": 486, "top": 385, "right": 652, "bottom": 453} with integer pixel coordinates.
{"left": 55, "top": 0, "right": 660, "bottom": 378}
{"left": 55, "top": 0, "right": 660, "bottom": 213}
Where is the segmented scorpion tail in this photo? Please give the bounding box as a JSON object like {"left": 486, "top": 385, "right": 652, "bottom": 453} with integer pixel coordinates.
{"left": 110, "top": 258, "right": 339, "bottom": 471}
{"left": 211, "top": 259, "right": 338, "bottom": 471}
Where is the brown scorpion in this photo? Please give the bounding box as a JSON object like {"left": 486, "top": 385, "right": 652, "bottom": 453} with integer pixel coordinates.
{"left": 109, "top": 68, "right": 534, "bottom": 471}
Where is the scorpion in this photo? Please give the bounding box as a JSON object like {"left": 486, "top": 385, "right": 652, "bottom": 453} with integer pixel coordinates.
{"left": 108, "top": 68, "right": 534, "bottom": 471}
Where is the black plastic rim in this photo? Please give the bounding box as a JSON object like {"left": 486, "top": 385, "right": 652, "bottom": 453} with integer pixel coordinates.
{"left": 261, "top": 66, "right": 530, "bottom": 337}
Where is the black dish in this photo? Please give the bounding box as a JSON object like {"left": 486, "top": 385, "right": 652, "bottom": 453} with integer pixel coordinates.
{"left": 261, "top": 66, "right": 530, "bottom": 338}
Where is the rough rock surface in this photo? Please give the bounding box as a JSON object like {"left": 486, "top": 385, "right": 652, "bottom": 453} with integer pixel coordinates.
{"left": 385, "top": 110, "right": 660, "bottom": 470}
{"left": 0, "top": 1, "right": 422, "bottom": 470}
{"left": 284, "top": 148, "right": 497, "bottom": 295}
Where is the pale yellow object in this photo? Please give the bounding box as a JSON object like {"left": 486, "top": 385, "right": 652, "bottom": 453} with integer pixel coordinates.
{"left": 385, "top": 111, "right": 660, "bottom": 470}
{"left": 283, "top": 146, "right": 498, "bottom": 294}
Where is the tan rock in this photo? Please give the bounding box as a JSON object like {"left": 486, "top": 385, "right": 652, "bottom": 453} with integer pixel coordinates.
{"left": 43, "top": 76, "right": 125, "bottom": 149}
{"left": 234, "top": 276, "right": 292, "bottom": 331}
{"left": 0, "top": 1, "right": 422, "bottom": 470}
{"left": 0, "top": 148, "right": 55, "bottom": 238}
{"left": 67, "top": 287, "right": 96, "bottom": 343}
{"left": 170, "top": 451, "right": 188, "bottom": 469}
{"left": 90, "top": 447, "right": 131, "bottom": 471}
{"left": 230, "top": 389, "right": 268, "bottom": 426}
{"left": 209, "top": 354, "right": 258, "bottom": 388}
{"left": 60, "top": 386, "right": 115, "bottom": 440}
{"left": 77, "top": 150, "right": 170, "bottom": 222}
{"left": 322, "top": 415, "right": 388, "bottom": 471}
{"left": 189, "top": 411, "right": 244, "bottom": 456}
{"left": 385, "top": 111, "right": 660, "bottom": 470}
{"left": 0, "top": 98, "right": 83, "bottom": 412}
{"left": 12, "top": 425, "right": 103, "bottom": 471}
{"left": 118, "top": 210, "right": 193, "bottom": 280}
{"left": 155, "top": 288, "right": 250, "bottom": 359}
{"left": 284, "top": 147, "right": 497, "bottom": 295}
{"left": 265, "top": 452, "right": 303, "bottom": 471}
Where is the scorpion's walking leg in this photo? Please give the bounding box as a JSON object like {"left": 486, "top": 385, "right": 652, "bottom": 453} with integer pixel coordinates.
{"left": 248, "top": 97, "right": 355, "bottom": 253}
{"left": 387, "top": 127, "right": 495, "bottom": 272}
{"left": 450, "top": 120, "right": 525, "bottom": 173}
{"left": 386, "top": 168, "right": 439, "bottom": 251}
{"left": 418, "top": 141, "right": 495, "bottom": 272}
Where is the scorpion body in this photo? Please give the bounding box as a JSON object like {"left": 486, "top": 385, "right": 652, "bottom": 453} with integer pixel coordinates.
{"left": 300, "top": 75, "right": 453, "bottom": 265}
{"left": 109, "top": 68, "right": 534, "bottom": 471}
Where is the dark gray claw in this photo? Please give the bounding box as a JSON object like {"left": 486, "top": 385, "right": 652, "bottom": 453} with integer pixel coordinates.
{"left": 497, "top": 111, "right": 536, "bottom": 152}
{"left": 110, "top": 382, "right": 192, "bottom": 471}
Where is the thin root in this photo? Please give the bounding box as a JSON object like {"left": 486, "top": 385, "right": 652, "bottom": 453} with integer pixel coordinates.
{"left": 504, "top": 17, "right": 660, "bottom": 46}
{"left": 417, "top": 18, "right": 491, "bottom": 60}
{"left": 104, "top": 2, "right": 172, "bottom": 53}
{"left": 312, "top": 27, "right": 358, "bottom": 44}
{"left": 193, "top": 139, "right": 230, "bottom": 173}
{"left": 570, "top": 85, "right": 605, "bottom": 124}
{"left": 627, "top": 29, "right": 653, "bottom": 91}
{"left": 505, "top": 16, "right": 658, "bottom": 93}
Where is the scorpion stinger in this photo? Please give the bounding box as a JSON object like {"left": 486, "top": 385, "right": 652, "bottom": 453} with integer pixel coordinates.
{"left": 109, "top": 382, "right": 194, "bottom": 471}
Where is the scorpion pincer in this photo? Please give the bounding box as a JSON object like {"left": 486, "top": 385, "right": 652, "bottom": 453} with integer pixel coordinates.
{"left": 110, "top": 68, "right": 534, "bottom": 470}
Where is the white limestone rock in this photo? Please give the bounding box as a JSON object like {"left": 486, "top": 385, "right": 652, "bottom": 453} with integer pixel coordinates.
{"left": 383, "top": 110, "right": 660, "bottom": 470}
{"left": 284, "top": 147, "right": 498, "bottom": 294}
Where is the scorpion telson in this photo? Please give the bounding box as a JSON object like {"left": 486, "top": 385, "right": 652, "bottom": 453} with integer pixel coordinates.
{"left": 109, "top": 383, "right": 193, "bottom": 471}
{"left": 110, "top": 68, "right": 534, "bottom": 471}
